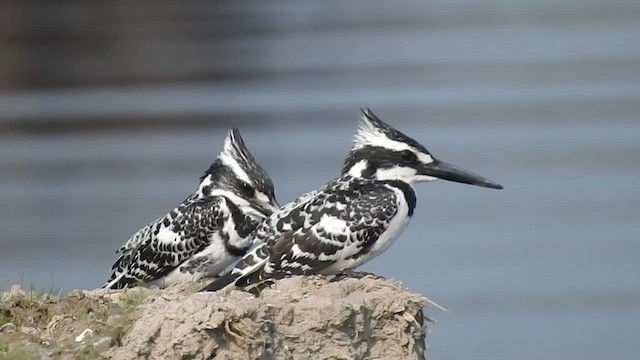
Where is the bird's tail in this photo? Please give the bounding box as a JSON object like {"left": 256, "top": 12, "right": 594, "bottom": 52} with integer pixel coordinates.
{"left": 200, "top": 243, "right": 270, "bottom": 292}
{"left": 200, "top": 271, "right": 240, "bottom": 292}
{"left": 102, "top": 271, "right": 139, "bottom": 290}
{"left": 102, "top": 255, "right": 133, "bottom": 289}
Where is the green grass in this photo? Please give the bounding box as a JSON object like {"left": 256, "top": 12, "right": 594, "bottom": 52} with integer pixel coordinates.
{"left": 1, "top": 273, "right": 64, "bottom": 299}
{"left": 0, "top": 290, "right": 52, "bottom": 329}
{"left": 0, "top": 275, "right": 153, "bottom": 359}
{"left": 0, "top": 274, "right": 63, "bottom": 328}
{"left": 0, "top": 307, "right": 10, "bottom": 327}
{"left": 105, "top": 289, "right": 151, "bottom": 346}
{"left": 0, "top": 341, "right": 40, "bottom": 360}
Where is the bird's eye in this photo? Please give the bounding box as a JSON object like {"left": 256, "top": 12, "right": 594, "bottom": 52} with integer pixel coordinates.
{"left": 401, "top": 150, "right": 416, "bottom": 162}
{"left": 239, "top": 182, "right": 254, "bottom": 196}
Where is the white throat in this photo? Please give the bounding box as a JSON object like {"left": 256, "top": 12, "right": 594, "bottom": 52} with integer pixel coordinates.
{"left": 347, "top": 160, "right": 368, "bottom": 177}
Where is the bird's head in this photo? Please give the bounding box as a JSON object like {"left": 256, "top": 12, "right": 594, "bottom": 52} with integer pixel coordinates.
{"left": 199, "top": 128, "right": 279, "bottom": 218}
{"left": 342, "top": 109, "right": 503, "bottom": 189}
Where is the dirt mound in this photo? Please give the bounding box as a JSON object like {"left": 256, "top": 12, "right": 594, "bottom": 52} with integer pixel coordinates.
{"left": 1, "top": 277, "right": 440, "bottom": 360}
{"left": 0, "top": 284, "right": 155, "bottom": 359}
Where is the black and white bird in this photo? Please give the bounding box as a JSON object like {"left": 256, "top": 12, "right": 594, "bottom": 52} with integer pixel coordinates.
{"left": 202, "top": 109, "right": 502, "bottom": 292}
{"left": 103, "top": 128, "right": 279, "bottom": 289}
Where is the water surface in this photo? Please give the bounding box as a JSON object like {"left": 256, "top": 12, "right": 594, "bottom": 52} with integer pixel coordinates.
{"left": 1, "top": 1, "right": 639, "bottom": 359}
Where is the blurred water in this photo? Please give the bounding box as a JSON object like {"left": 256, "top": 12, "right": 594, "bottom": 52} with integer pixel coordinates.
{"left": 1, "top": 1, "right": 639, "bottom": 359}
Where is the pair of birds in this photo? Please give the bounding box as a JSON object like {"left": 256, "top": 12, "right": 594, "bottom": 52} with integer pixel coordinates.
{"left": 103, "top": 109, "right": 502, "bottom": 292}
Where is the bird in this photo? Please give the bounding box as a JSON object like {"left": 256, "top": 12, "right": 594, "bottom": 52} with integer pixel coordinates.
{"left": 202, "top": 108, "right": 502, "bottom": 293}
{"left": 103, "top": 128, "right": 279, "bottom": 289}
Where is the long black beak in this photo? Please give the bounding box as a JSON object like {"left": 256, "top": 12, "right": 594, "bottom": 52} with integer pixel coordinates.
{"left": 422, "top": 158, "right": 503, "bottom": 190}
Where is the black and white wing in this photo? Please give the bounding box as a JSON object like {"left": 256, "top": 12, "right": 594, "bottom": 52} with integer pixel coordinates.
{"left": 104, "top": 196, "right": 228, "bottom": 289}
{"left": 199, "top": 186, "right": 323, "bottom": 291}
{"left": 202, "top": 179, "right": 403, "bottom": 291}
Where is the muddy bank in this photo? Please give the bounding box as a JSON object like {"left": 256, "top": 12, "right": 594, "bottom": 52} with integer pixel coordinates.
{"left": 1, "top": 277, "right": 440, "bottom": 359}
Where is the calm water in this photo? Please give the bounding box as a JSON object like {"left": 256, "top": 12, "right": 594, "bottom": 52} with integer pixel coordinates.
{"left": 1, "top": 1, "right": 639, "bottom": 359}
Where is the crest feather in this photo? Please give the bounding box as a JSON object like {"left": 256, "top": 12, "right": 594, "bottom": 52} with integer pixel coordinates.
{"left": 199, "top": 127, "right": 274, "bottom": 191}
{"left": 353, "top": 108, "right": 392, "bottom": 150}
{"left": 216, "top": 128, "right": 256, "bottom": 184}
{"left": 221, "top": 128, "right": 252, "bottom": 163}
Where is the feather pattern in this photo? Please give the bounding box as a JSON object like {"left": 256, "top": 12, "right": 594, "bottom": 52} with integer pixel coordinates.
{"left": 104, "top": 128, "right": 278, "bottom": 289}
{"left": 201, "top": 175, "right": 416, "bottom": 291}
{"left": 104, "top": 193, "right": 261, "bottom": 289}
{"left": 202, "top": 108, "right": 501, "bottom": 293}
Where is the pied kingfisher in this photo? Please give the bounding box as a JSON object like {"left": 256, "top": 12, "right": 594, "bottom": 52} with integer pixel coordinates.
{"left": 103, "top": 128, "right": 279, "bottom": 289}
{"left": 202, "top": 109, "right": 502, "bottom": 292}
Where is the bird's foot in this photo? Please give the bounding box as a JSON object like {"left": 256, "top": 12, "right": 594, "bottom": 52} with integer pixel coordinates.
{"left": 330, "top": 269, "right": 385, "bottom": 282}
{"left": 245, "top": 280, "right": 275, "bottom": 297}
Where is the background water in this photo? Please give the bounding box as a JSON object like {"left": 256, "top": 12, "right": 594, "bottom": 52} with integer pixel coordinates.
{"left": 1, "top": 1, "right": 639, "bottom": 359}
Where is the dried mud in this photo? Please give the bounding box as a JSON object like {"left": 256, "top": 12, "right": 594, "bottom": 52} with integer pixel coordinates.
{"left": 1, "top": 277, "right": 439, "bottom": 360}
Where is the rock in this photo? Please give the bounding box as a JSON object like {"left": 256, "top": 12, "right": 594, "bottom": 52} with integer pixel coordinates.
{"left": 21, "top": 326, "right": 40, "bottom": 336}
{"left": 9, "top": 284, "right": 25, "bottom": 298}
{"left": 75, "top": 328, "right": 94, "bottom": 342}
{"left": 106, "top": 277, "right": 438, "bottom": 360}
{"left": 106, "top": 314, "right": 125, "bottom": 327}
{"left": 67, "top": 290, "right": 85, "bottom": 300}
{"left": 92, "top": 335, "right": 113, "bottom": 351}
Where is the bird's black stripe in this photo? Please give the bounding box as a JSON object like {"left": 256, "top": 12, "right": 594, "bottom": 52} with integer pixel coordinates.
{"left": 223, "top": 197, "right": 257, "bottom": 256}
{"left": 381, "top": 180, "right": 416, "bottom": 216}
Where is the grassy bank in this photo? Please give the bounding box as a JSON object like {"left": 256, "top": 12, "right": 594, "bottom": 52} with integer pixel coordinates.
{"left": 0, "top": 284, "right": 152, "bottom": 360}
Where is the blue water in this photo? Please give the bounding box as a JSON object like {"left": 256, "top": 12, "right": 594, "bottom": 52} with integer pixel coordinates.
{"left": 1, "top": 1, "right": 639, "bottom": 359}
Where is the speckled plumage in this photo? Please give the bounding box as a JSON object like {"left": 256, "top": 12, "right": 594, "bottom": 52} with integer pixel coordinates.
{"left": 202, "top": 109, "right": 502, "bottom": 292}
{"left": 233, "top": 176, "right": 415, "bottom": 287}
{"left": 201, "top": 110, "right": 422, "bottom": 291}
{"left": 104, "top": 128, "right": 279, "bottom": 289}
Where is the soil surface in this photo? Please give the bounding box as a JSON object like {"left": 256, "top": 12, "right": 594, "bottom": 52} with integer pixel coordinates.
{"left": 1, "top": 277, "right": 440, "bottom": 360}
